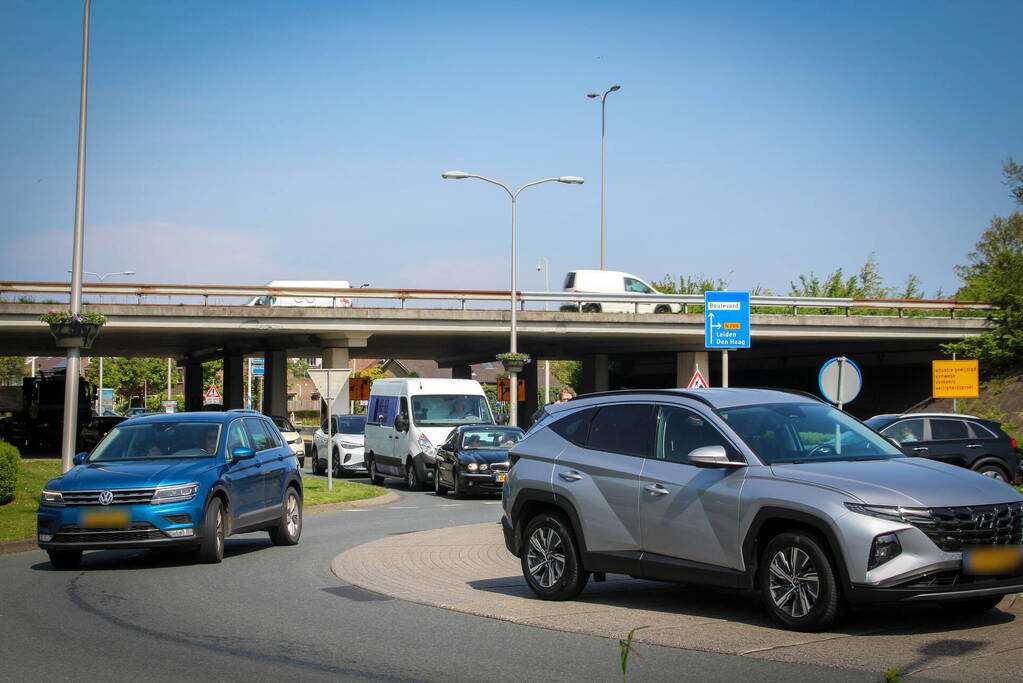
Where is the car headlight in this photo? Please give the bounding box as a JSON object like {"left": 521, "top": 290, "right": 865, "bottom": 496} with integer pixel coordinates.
{"left": 478, "top": 463, "right": 489, "bottom": 471}
{"left": 340, "top": 441, "right": 360, "bottom": 449}
{"left": 844, "top": 503, "right": 932, "bottom": 523}
{"left": 417, "top": 434, "right": 436, "bottom": 457}
{"left": 289, "top": 437, "right": 303, "bottom": 445}
{"left": 467, "top": 462, "right": 478, "bottom": 472}
{"left": 41, "top": 490, "right": 64, "bottom": 507}
{"left": 151, "top": 483, "right": 199, "bottom": 505}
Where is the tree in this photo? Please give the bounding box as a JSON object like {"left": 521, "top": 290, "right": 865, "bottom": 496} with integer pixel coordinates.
{"left": 651, "top": 273, "right": 730, "bottom": 295}
{"left": 1004, "top": 157, "right": 1023, "bottom": 207}
{"left": 84, "top": 357, "right": 173, "bottom": 409}
{"left": 944, "top": 211, "right": 1023, "bottom": 368}
{"left": 0, "top": 357, "right": 27, "bottom": 385}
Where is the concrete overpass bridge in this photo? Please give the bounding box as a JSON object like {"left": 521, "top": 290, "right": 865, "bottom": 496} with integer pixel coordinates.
{"left": 0, "top": 282, "right": 994, "bottom": 421}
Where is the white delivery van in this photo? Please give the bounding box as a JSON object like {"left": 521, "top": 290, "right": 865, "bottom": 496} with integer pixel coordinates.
{"left": 246, "top": 280, "right": 353, "bottom": 308}
{"left": 364, "top": 378, "right": 495, "bottom": 490}
{"left": 559, "top": 269, "right": 681, "bottom": 313}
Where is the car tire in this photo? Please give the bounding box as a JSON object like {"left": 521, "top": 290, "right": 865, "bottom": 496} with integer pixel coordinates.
{"left": 581, "top": 303, "right": 601, "bottom": 313}
{"left": 451, "top": 470, "right": 466, "bottom": 499}
{"left": 269, "top": 487, "right": 302, "bottom": 546}
{"left": 654, "top": 304, "right": 671, "bottom": 314}
{"left": 312, "top": 449, "right": 326, "bottom": 476}
{"left": 332, "top": 450, "right": 346, "bottom": 479}
{"left": 368, "top": 457, "right": 384, "bottom": 485}
{"left": 434, "top": 466, "right": 448, "bottom": 496}
{"left": 47, "top": 549, "right": 82, "bottom": 570}
{"left": 973, "top": 462, "right": 1010, "bottom": 482}
{"left": 405, "top": 459, "right": 423, "bottom": 490}
{"left": 759, "top": 531, "right": 844, "bottom": 632}
{"left": 194, "top": 497, "right": 225, "bottom": 564}
{"left": 939, "top": 596, "right": 1003, "bottom": 616}
{"left": 521, "top": 512, "right": 589, "bottom": 600}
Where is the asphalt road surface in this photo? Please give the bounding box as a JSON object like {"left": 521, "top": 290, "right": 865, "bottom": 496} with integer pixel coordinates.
{"left": 1, "top": 479, "right": 933, "bottom": 682}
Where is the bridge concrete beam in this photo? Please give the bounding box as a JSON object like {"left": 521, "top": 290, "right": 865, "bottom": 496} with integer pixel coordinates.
{"left": 676, "top": 351, "right": 710, "bottom": 388}
{"left": 223, "top": 353, "right": 244, "bottom": 410}
{"left": 581, "top": 355, "right": 610, "bottom": 394}
{"left": 184, "top": 360, "right": 204, "bottom": 412}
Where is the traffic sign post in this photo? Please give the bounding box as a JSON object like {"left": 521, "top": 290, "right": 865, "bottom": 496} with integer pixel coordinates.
{"left": 306, "top": 368, "right": 352, "bottom": 491}
{"left": 818, "top": 356, "right": 862, "bottom": 410}
{"left": 704, "top": 291, "right": 750, "bottom": 387}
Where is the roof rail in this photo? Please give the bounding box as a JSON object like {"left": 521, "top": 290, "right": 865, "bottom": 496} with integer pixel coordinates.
{"left": 750, "top": 388, "right": 827, "bottom": 403}
{"left": 226, "top": 408, "right": 260, "bottom": 414}
{"left": 573, "top": 388, "right": 718, "bottom": 410}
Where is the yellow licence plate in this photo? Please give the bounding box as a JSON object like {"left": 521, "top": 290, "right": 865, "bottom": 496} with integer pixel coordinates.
{"left": 495, "top": 474, "right": 506, "bottom": 483}
{"left": 81, "top": 509, "right": 131, "bottom": 528}
{"left": 963, "top": 545, "right": 1023, "bottom": 575}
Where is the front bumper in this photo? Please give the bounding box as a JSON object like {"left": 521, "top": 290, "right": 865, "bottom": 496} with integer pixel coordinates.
{"left": 459, "top": 471, "right": 506, "bottom": 491}
{"left": 37, "top": 499, "right": 203, "bottom": 551}
{"left": 848, "top": 574, "right": 1023, "bottom": 604}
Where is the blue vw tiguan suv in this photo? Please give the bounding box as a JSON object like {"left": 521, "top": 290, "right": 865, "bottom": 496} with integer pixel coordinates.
{"left": 37, "top": 410, "right": 303, "bottom": 568}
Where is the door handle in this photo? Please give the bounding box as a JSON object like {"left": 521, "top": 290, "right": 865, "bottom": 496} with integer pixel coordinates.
{"left": 912, "top": 447, "right": 928, "bottom": 452}
{"left": 558, "top": 470, "right": 582, "bottom": 482}
{"left": 966, "top": 444, "right": 982, "bottom": 449}
{"left": 644, "top": 484, "right": 670, "bottom": 496}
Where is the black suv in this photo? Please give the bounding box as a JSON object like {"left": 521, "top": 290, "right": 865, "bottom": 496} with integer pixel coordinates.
{"left": 865, "top": 413, "right": 1021, "bottom": 483}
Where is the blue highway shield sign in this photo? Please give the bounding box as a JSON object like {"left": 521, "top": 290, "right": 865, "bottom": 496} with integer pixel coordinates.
{"left": 704, "top": 291, "right": 751, "bottom": 349}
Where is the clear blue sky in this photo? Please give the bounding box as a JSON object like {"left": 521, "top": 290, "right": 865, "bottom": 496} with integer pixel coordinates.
{"left": 1, "top": 0, "right": 1020, "bottom": 297}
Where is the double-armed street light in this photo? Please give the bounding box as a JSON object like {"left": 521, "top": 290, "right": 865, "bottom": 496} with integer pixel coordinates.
{"left": 586, "top": 85, "right": 620, "bottom": 270}
{"left": 441, "top": 172, "right": 584, "bottom": 426}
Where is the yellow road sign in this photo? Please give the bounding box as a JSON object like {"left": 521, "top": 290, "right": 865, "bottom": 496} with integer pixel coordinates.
{"left": 932, "top": 360, "right": 979, "bottom": 398}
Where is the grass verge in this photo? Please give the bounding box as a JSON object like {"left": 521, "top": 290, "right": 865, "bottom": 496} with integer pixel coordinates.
{"left": 302, "top": 476, "right": 388, "bottom": 506}
{"left": 0, "top": 461, "right": 385, "bottom": 545}
{"left": 0, "top": 459, "right": 61, "bottom": 544}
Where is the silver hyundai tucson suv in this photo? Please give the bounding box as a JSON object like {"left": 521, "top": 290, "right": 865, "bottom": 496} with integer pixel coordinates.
{"left": 501, "top": 388, "right": 1023, "bottom": 631}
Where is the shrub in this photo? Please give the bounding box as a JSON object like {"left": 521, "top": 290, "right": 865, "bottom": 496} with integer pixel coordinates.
{"left": 0, "top": 439, "right": 20, "bottom": 505}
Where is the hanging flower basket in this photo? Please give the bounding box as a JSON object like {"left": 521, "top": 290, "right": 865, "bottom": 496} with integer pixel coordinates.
{"left": 497, "top": 352, "right": 531, "bottom": 374}
{"left": 39, "top": 310, "right": 105, "bottom": 349}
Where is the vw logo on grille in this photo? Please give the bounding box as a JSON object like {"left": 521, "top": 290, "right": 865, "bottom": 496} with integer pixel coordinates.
{"left": 97, "top": 490, "right": 114, "bottom": 506}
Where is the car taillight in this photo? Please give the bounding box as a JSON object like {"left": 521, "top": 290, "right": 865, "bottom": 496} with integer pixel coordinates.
{"left": 1012, "top": 438, "right": 1017, "bottom": 449}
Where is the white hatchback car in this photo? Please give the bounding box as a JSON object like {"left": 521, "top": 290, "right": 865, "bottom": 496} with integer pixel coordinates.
{"left": 313, "top": 415, "right": 367, "bottom": 477}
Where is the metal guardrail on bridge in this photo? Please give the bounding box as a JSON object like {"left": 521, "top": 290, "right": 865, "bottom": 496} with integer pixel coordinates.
{"left": 0, "top": 281, "right": 996, "bottom": 318}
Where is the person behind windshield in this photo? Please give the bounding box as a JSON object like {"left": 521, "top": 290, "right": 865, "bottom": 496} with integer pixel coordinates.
{"left": 147, "top": 445, "right": 162, "bottom": 458}
{"left": 201, "top": 429, "right": 219, "bottom": 454}
{"left": 450, "top": 399, "right": 475, "bottom": 419}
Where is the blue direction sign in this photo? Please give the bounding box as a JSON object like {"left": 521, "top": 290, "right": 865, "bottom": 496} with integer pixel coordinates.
{"left": 251, "top": 365, "right": 264, "bottom": 376}
{"left": 704, "top": 291, "right": 751, "bottom": 349}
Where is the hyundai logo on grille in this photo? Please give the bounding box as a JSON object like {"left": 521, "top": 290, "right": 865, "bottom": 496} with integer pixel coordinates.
{"left": 97, "top": 490, "right": 114, "bottom": 506}
{"left": 978, "top": 512, "right": 997, "bottom": 530}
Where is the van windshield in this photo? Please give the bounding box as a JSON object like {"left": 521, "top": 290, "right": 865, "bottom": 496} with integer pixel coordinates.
{"left": 411, "top": 395, "right": 494, "bottom": 427}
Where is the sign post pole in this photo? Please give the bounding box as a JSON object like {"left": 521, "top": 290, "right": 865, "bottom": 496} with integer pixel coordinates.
{"left": 306, "top": 368, "right": 352, "bottom": 492}
{"left": 326, "top": 373, "right": 332, "bottom": 491}
{"left": 722, "top": 350, "right": 729, "bottom": 388}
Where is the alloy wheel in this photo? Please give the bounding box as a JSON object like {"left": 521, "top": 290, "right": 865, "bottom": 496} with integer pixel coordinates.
{"left": 525, "top": 526, "right": 566, "bottom": 589}
{"left": 285, "top": 493, "right": 300, "bottom": 537}
{"left": 767, "top": 547, "right": 819, "bottom": 618}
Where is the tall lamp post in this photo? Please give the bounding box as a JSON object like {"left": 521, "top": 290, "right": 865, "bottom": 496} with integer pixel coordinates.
{"left": 72, "top": 270, "right": 136, "bottom": 412}
{"left": 537, "top": 257, "right": 550, "bottom": 404}
{"left": 587, "top": 85, "right": 620, "bottom": 270}
{"left": 441, "top": 172, "right": 584, "bottom": 426}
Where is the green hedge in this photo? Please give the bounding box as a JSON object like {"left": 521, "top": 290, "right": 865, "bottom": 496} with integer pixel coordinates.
{"left": 0, "top": 439, "right": 19, "bottom": 505}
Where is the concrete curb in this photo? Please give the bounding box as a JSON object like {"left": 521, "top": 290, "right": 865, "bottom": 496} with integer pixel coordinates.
{"left": 0, "top": 489, "right": 401, "bottom": 556}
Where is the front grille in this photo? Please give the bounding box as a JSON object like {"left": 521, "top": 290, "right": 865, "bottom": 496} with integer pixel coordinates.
{"left": 62, "top": 488, "right": 157, "bottom": 506}
{"left": 53, "top": 522, "right": 165, "bottom": 543}
{"left": 490, "top": 462, "right": 509, "bottom": 474}
{"left": 902, "top": 502, "right": 1023, "bottom": 552}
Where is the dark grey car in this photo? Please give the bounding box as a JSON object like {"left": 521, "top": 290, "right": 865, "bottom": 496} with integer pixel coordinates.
{"left": 866, "top": 413, "right": 1020, "bottom": 483}
{"left": 502, "top": 389, "right": 1023, "bottom": 631}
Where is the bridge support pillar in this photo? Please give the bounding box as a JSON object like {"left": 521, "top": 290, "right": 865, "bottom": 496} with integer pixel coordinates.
{"left": 184, "top": 361, "right": 204, "bottom": 412}
{"left": 581, "top": 355, "right": 609, "bottom": 394}
{"left": 323, "top": 348, "right": 351, "bottom": 412}
{"left": 451, "top": 365, "right": 472, "bottom": 380}
{"left": 262, "top": 351, "right": 288, "bottom": 417}
{"left": 521, "top": 360, "right": 539, "bottom": 429}
{"left": 223, "top": 354, "right": 244, "bottom": 410}
{"left": 676, "top": 351, "right": 709, "bottom": 388}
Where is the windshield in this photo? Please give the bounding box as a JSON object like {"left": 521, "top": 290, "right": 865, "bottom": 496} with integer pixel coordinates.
{"left": 89, "top": 422, "right": 223, "bottom": 461}
{"left": 336, "top": 415, "right": 366, "bottom": 434}
{"left": 461, "top": 427, "right": 522, "bottom": 450}
{"left": 718, "top": 403, "right": 904, "bottom": 465}
{"left": 411, "top": 395, "right": 494, "bottom": 427}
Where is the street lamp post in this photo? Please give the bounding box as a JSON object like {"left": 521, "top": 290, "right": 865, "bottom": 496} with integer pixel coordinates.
{"left": 586, "top": 85, "right": 620, "bottom": 270}
{"left": 537, "top": 257, "right": 550, "bottom": 403}
{"left": 442, "top": 172, "right": 584, "bottom": 426}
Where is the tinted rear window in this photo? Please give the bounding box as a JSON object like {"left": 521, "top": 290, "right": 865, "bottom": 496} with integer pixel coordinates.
{"left": 931, "top": 419, "right": 969, "bottom": 440}
{"left": 549, "top": 408, "right": 595, "bottom": 445}
{"left": 585, "top": 404, "right": 654, "bottom": 457}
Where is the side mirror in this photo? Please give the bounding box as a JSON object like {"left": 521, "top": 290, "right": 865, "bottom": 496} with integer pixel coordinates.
{"left": 394, "top": 415, "right": 409, "bottom": 432}
{"left": 231, "top": 446, "right": 256, "bottom": 462}
{"left": 441, "top": 443, "right": 454, "bottom": 452}
{"left": 73, "top": 452, "right": 88, "bottom": 466}
{"left": 688, "top": 445, "right": 746, "bottom": 468}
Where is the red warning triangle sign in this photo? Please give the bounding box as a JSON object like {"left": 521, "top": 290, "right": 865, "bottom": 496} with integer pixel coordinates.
{"left": 687, "top": 368, "right": 709, "bottom": 389}
{"left": 204, "top": 384, "right": 221, "bottom": 399}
